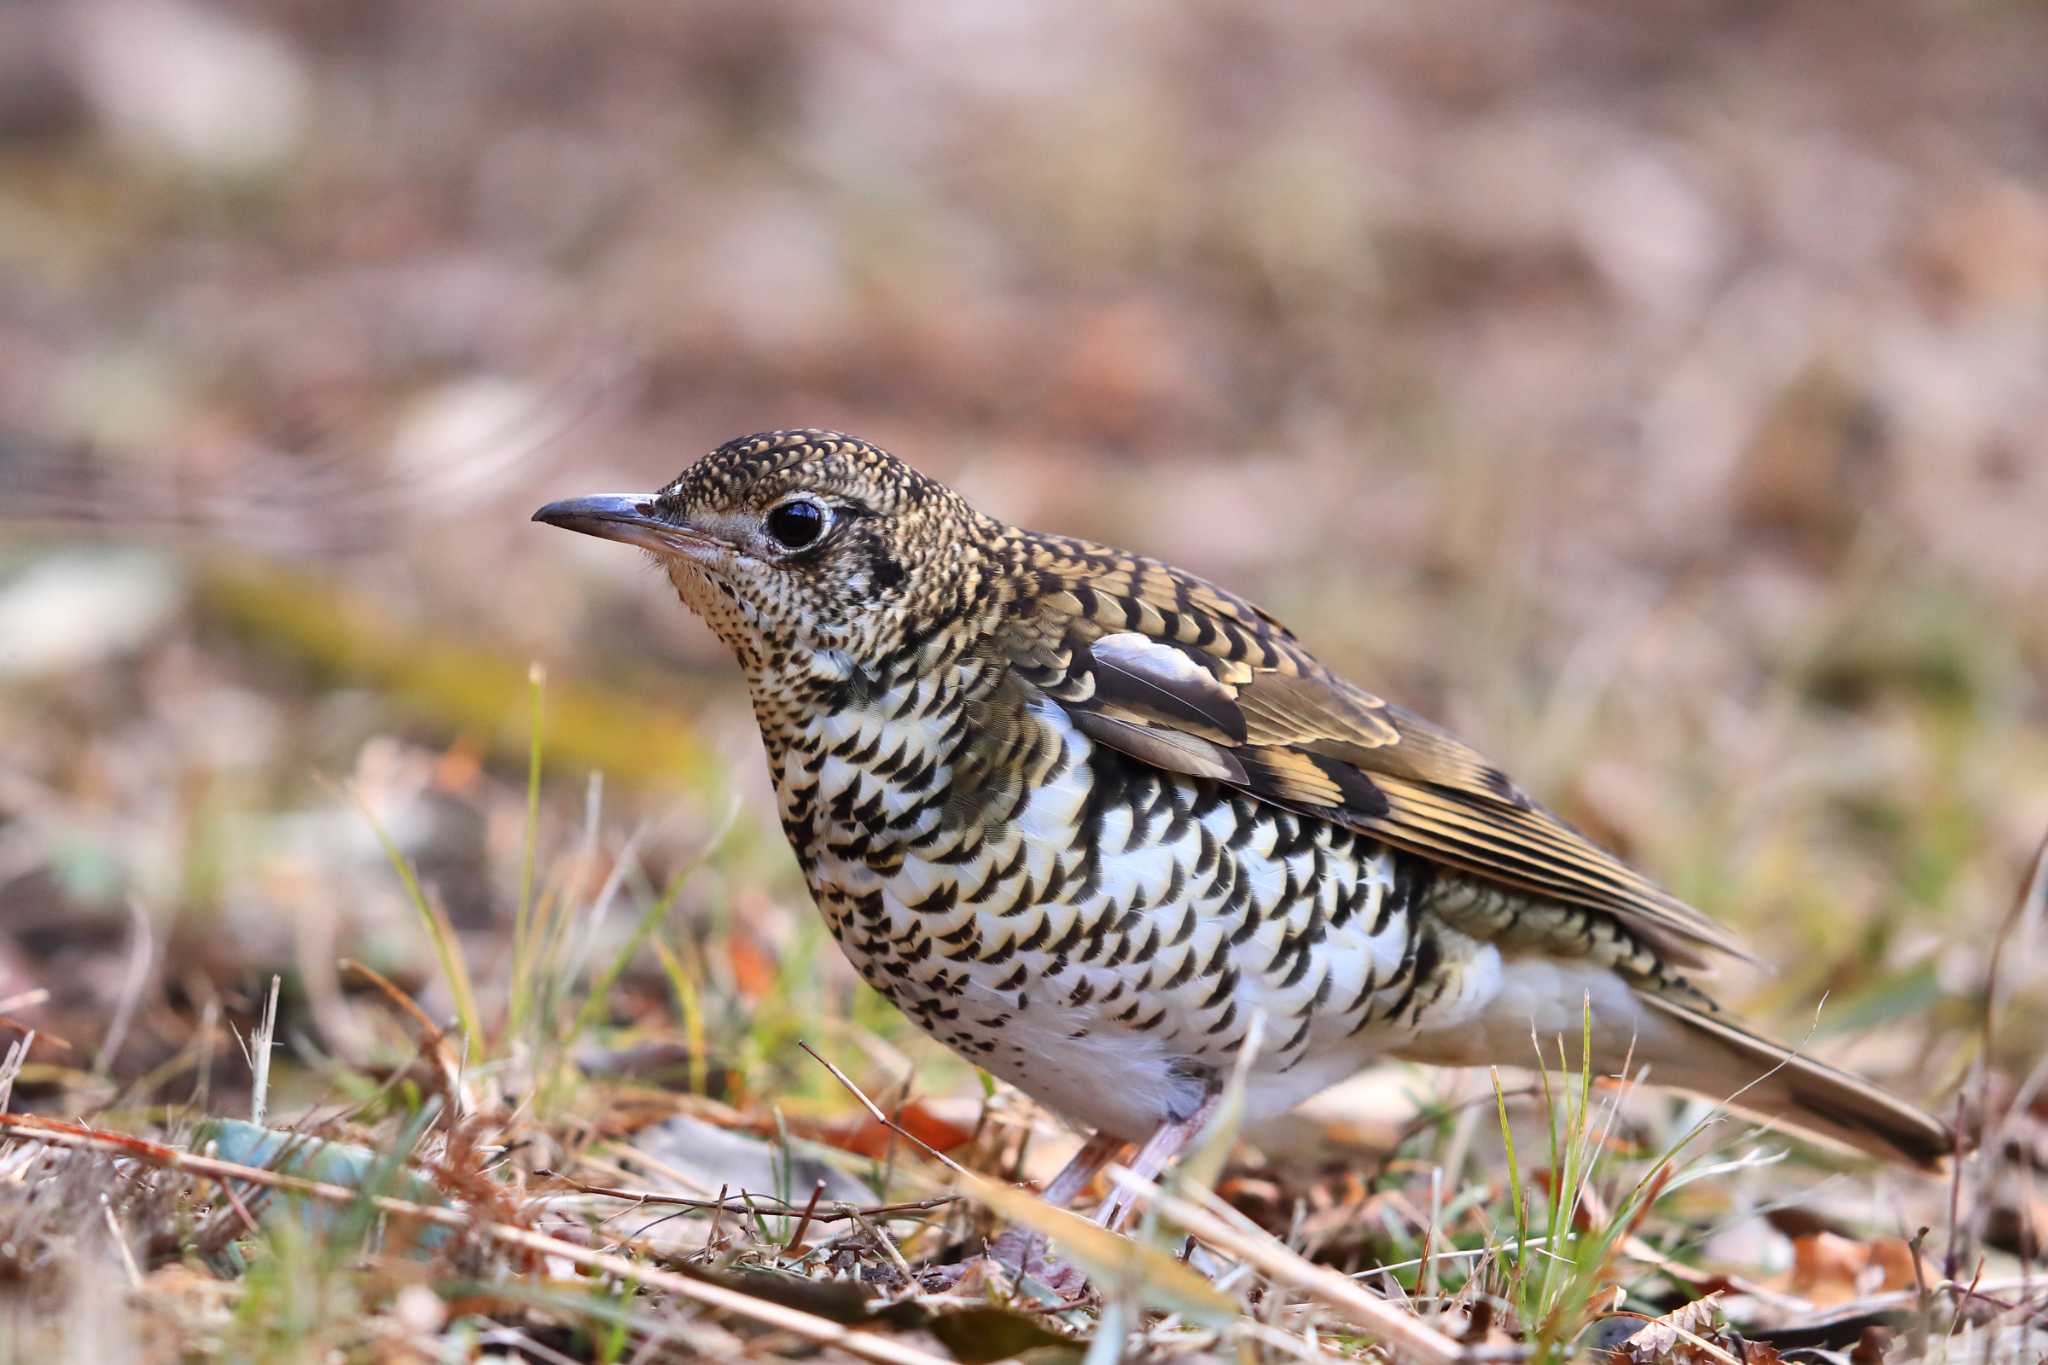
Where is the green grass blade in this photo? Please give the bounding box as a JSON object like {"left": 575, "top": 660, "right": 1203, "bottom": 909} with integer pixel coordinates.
{"left": 510, "top": 663, "right": 546, "bottom": 1036}
{"left": 653, "top": 937, "right": 709, "bottom": 1097}
{"left": 345, "top": 780, "right": 483, "bottom": 1058}
{"left": 1492, "top": 1065, "right": 1528, "bottom": 1284}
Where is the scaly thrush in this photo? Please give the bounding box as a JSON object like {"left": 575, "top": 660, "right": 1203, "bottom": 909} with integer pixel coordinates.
{"left": 535, "top": 429, "right": 1951, "bottom": 1225}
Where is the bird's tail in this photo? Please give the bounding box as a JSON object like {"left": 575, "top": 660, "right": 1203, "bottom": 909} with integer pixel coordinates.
{"left": 1625, "top": 989, "right": 1954, "bottom": 1172}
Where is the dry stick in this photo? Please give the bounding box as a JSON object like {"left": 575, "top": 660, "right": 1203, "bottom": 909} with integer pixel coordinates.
{"left": 1962, "top": 826, "right": 2048, "bottom": 1284}
{"left": 785, "top": 1179, "right": 828, "bottom": 1254}
{"left": 0, "top": 1114, "right": 953, "bottom": 1365}
{"left": 1235, "top": 1316, "right": 1376, "bottom": 1365}
{"left": 1615, "top": 1227, "right": 1809, "bottom": 1315}
{"left": 1946, "top": 1089, "right": 1969, "bottom": 1288}
{"left": 94, "top": 896, "right": 155, "bottom": 1076}
{"left": 489, "top": 1222, "right": 954, "bottom": 1365}
{"left": 0, "top": 1019, "right": 65, "bottom": 1055}
{"left": 796, "top": 1041, "right": 974, "bottom": 1178}
{"left": 219, "top": 1178, "right": 264, "bottom": 1237}
{"left": 1980, "top": 827, "right": 2048, "bottom": 1092}
{"left": 707, "top": 1182, "right": 731, "bottom": 1250}
{"left": 1102, "top": 1163, "right": 1471, "bottom": 1365}
{"left": 536, "top": 1172, "right": 957, "bottom": 1224}
{"left": 341, "top": 959, "right": 460, "bottom": 1091}
{"left": 612, "top": 1140, "right": 721, "bottom": 1198}
{"left": 103, "top": 1203, "right": 144, "bottom": 1290}
{"left": 334, "top": 959, "right": 473, "bottom": 1140}
{"left": 0, "top": 997, "right": 70, "bottom": 1055}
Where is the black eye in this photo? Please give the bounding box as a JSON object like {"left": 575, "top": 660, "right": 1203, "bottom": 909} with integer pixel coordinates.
{"left": 764, "top": 498, "right": 828, "bottom": 550}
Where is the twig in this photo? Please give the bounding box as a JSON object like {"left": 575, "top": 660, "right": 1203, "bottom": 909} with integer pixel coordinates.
{"left": 708, "top": 1181, "right": 730, "bottom": 1250}
{"left": 796, "top": 1040, "right": 973, "bottom": 1177}
{"left": 1233, "top": 1317, "right": 1380, "bottom": 1364}
{"left": 339, "top": 959, "right": 463, "bottom": 1115}
{"left": 1103, "top": 1162, "right": 1470, "bottom": 1364}
{"left": 1980, "top": 826, "right": 2048, "bottom": 1091}
{"left": 0, "top": 1017, "right": 68, "bottom": 1053}
{"left": 851, "top": 1206, "right": 918, "bottom": 1282}
{"left": 0, "top": 989, "right": 68, "bottom": 1055}
{"left": 1946, "top": 1089, "right": 1968, "bottom": 1284}
{"left": 220, "top": 1178, "right": 264, "bottom": 1237}
{"left": 1961, "top": 826, "right": 2048, "bottom": 1282}
{"left": 102, "top": 1202, "right": 144, "bottom": 1290}
{"left": 784, "top": 1179, "right": 827, "bottom": 1253}
{"left": 1614, "top": 1228, "right": 1810, "bottom": 1314}
{"left": 93, "top": 896, "right": 155, "bottom": 1076}
{"left": 0, "top": 1113, "right": 952, "bottom": 1365}
{"left": 536, "top": 1171, "right": 957, "bottom": 1224}
{"left": 613, "top": 1140, "right": 720, "bottom": 1198}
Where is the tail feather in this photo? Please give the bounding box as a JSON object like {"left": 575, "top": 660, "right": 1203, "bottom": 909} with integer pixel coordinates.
{"left": 1629, "top": 990, "right": 1954, "bottom": 1172}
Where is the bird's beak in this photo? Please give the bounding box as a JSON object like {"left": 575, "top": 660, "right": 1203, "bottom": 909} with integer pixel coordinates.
{"left": 531, "top": 494, "right": 726, "bottom": 559}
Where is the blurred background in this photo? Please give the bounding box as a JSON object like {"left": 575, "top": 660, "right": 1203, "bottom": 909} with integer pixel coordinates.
{"left": 3, "top": 0, "right": 2046, "bottom": 1155}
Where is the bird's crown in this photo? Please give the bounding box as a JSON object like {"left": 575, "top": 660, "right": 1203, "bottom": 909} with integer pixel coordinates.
{"left": 660, "top": 428, "right": 936, "bottom": 510}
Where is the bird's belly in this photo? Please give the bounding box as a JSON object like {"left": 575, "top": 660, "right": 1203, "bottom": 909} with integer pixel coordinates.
{"left": 795, "top": 702, "right": 1484, "bottom": 1139}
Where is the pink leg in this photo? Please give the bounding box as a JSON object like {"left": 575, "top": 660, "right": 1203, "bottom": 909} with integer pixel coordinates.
{"left": 1038, "top": 1130, "right": 1127, "bottom": 1209}
{"left": 1092, "top": 1092, "right": 1221, "bottom": 1232}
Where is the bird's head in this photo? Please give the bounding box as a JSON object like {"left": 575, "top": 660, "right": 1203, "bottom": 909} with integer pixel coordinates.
{"left": 534, "top": 429, "right": 994, "bottom": 690}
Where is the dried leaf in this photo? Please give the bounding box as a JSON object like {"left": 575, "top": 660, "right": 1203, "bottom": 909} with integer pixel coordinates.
{"left": 1789, "top": 1232, "right": 1927, "bottom": 1306}
{"left": 1619, "top": 1293, "right": 1739, "bottom": 1364}
{"left": 726, "top": 929, "right": 779, "bottom": 999}
{"left": 812, "top": 1101, "right": 977, "bottom": 1159}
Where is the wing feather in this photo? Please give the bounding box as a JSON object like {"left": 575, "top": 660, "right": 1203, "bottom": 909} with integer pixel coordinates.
{"left": 1006, "top": 546, "right": 1752, "bottom": 969}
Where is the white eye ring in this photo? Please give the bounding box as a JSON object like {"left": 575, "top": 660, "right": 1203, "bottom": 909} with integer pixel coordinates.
{"left": 763, "top": 497, "right": 832, "bottom": 551}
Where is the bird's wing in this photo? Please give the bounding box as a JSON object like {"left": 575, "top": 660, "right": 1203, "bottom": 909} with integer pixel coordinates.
{"left": 1003, "top": 535, "right": 1751, "bottom": 970}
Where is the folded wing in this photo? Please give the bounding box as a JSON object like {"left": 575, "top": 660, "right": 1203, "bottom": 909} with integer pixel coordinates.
{"left": 1005, "top": 539, "right": 1750, "bottom": 970}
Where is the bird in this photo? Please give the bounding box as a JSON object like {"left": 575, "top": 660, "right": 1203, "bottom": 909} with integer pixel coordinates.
{"left": 533, "top": 428, "right": 1952, "bottom": 1234}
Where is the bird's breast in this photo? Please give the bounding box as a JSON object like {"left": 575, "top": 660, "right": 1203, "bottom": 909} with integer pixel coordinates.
{"left": 770, "top": 689, "right": 1476, "bottom": 1137}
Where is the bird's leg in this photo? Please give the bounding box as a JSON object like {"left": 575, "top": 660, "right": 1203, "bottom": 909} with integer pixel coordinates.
{"left": 984, "top": 1129, "right": 1126, "bottom": 1273}
{"left": 1038, "top": 1129, "right": 1130, "bottom": 1209}
{"left": 1092, "top": 1091, "right": 1221, "bottom": 1232}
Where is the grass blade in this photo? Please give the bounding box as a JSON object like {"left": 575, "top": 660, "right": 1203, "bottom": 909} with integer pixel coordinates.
{"left": 347, "top": 780, "right": 484, "bottom": 1058}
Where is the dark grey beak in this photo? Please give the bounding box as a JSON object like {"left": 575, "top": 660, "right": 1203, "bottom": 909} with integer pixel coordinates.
{"left": 532, "top": 494, "right": 723, "bottom": 557}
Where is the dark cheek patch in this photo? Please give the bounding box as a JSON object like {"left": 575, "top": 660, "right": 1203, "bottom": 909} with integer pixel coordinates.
{"left": 869, "top": 548, "right": 906, "bottom": 591}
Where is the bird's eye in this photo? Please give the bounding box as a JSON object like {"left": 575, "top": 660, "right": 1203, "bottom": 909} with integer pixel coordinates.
{"left": 764, "top": 498, "right": 829, "bottom": 550}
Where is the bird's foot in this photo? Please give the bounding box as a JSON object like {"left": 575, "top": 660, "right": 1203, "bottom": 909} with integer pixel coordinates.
{"left": 987, "top": 1226, "right": 1090, "bottom": 1294}
{"left": 918, "top": 1229, "right": 1091, "bottom": 1299}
